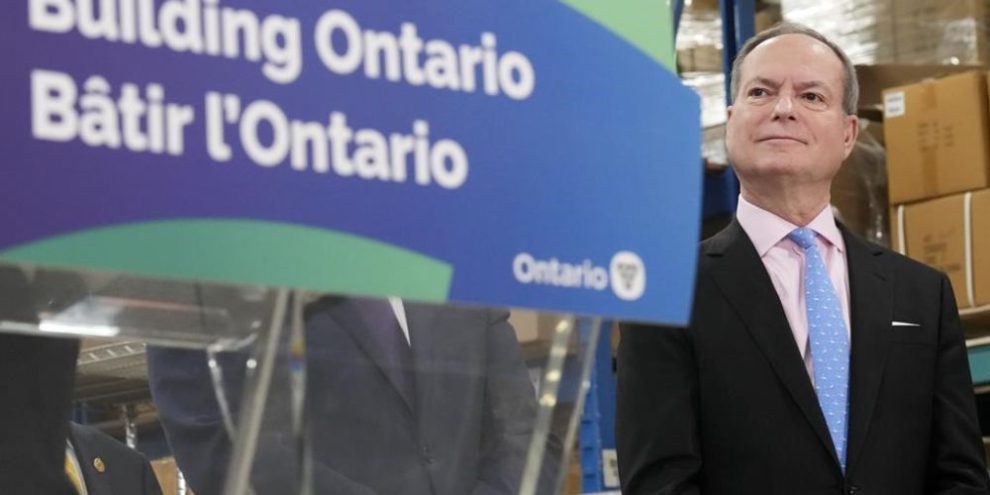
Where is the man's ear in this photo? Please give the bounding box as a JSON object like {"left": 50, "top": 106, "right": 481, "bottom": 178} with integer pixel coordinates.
{"left": 726, "top": 105, "right": 734, "bottom": 121}
{"left": 842, "top": 114, "right": 859, "bottom": 159}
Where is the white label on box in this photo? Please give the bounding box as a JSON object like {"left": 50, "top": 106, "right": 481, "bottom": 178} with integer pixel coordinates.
{"left": 884, "top": 91, "right": 906, "bottom": 118}
{"left": 602, "top": 449, "right": 620, "bottom": 488}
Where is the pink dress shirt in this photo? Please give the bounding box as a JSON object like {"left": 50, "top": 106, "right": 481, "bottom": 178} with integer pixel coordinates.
{"left": 735, "top": 195, "right": 851, "bottom": 382}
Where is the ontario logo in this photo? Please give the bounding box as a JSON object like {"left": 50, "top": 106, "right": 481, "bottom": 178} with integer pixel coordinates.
{"left": 512, "top": 251, "right": 646, "bottom": 301}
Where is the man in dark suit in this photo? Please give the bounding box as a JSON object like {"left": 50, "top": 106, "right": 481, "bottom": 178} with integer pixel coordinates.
{"left": 616, "top": 23, "right": 990, "bottom": 494}
{"left": 0, "top": 265, "right": 80, "bottom": 494}
{"left": 66, "top": 422, "right": 163, "bottom": 495}
{"left": 147, "top": 296, "right": 553, "bottom": 494}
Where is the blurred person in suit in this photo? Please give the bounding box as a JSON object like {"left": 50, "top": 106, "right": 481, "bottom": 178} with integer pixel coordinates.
{"left": 0, "top": 265, "right": 81, "bottom": 494}
{"left": 65, "top": 422, "right": 163, "bottom": 495}
{"left": 148, "top": 295, "right": 559, "bottom": 494}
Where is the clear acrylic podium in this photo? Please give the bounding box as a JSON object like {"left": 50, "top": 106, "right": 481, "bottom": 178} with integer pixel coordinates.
{"left": 0, "top": 262, "right": 605, "bottom": 495}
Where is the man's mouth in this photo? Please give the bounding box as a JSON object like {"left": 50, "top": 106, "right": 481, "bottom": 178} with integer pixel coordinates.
{"left": 758, "top": 135, "right": 806, "bottom": 144}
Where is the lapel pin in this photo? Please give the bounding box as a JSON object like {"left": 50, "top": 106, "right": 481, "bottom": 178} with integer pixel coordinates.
{"left": 93, "top": 457, "right": 106, "bottom": 473}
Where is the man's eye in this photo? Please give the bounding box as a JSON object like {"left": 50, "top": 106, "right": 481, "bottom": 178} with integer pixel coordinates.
{"left": 748, "top": 88, "right": 767, "bottom": 97}
{"left": 802, "top": 93, "right": 823, "bottom": 102}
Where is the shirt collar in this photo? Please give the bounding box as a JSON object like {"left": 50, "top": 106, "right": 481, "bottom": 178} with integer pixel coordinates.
{"left": 736, "top": 195, "right": 845, "bottom": 257}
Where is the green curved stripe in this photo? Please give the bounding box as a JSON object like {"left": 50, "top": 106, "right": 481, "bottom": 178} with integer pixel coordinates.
{"left": 0, "top": 220, "right": 452, "bottom": 301}
{"left": 561, "top": 0, "right": 676, "bottom": 71}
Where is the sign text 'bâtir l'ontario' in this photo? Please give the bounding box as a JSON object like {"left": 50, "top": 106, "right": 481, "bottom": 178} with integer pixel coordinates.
{"left": 27, "top": 0, "right": 539, "bottom": 190}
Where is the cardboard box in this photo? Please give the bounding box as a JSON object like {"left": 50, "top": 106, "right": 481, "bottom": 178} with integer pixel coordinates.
{"left": 687, "top": 0, "right": 718, "bottom": 12}
{"left": 894, "top": 0, "right": 990, "bottom": 65}
{"left": 882, "top": 71, "right": 990, "bottom": 204}
{"left": 785, "top": 0, "right": 990, "bottom": 65}
{"left": 890, "top": 188, "right": 990, "bottom": 309}
{"left": 677, "top": 45, "right": 722, "bottom": 74}
{"left": 855, "top": 64, "right": 981, "bottom": 116}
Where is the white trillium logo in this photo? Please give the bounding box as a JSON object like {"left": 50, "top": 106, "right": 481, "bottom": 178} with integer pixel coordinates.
{"left": 609, "top": 251, "right": 646, "bottom": 301}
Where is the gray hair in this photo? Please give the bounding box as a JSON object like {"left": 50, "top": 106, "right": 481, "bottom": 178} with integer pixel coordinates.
{"left": 729, "top": 22, "right": 859, "bottom": 115}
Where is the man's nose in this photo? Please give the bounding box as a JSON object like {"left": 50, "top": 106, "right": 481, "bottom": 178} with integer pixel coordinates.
{"left": 771, "top": 94, "right": 796, "bottom": 120}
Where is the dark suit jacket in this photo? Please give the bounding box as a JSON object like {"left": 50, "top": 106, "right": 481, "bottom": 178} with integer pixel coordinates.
{"left": 616, "top": 221, "right": 990, "bottom": 495}
{"left": 0, "top": 266, "right": 80, "bottom": 495}
{"left": 68, "top": 423, "right": 163, "bottom": 495}
{"left": 147, "top": 298, "right": 549, "bottom": 495}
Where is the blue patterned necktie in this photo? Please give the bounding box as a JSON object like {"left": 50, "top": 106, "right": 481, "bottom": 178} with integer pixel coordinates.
{"left": 788, "top": 227, "right": 850, "bottom": 472}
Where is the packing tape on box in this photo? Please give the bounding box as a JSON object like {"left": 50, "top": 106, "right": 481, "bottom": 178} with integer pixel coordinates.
{"left": 964, "top": 191, "right": 976, "bottom": 308}
{"left": 897, "top": 194, "right": 976, "bottom": 308}
{"left": 896, "top": 204, "right": 907, "bottom": 256}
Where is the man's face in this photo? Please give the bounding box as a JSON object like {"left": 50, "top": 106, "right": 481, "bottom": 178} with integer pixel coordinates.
{"left": 725, "top": 34, "right": 857, "bottom": 187}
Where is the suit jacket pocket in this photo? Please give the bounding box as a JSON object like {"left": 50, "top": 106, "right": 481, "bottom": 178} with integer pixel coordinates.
{"left": 889, "top": 325, "right": 935, "bottom": 345}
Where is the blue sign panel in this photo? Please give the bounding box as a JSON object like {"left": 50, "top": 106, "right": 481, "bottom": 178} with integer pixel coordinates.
{"left": 1, "top": 0, "right": 700, "bottom": 324}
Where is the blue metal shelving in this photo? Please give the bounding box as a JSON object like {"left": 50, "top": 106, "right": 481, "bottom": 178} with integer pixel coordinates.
{"left": 578, "top": 320, "right": 617, "bottom": 493}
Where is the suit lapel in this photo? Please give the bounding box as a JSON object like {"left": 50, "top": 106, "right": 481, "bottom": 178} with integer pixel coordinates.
{"left": 706, "top": 221, "right": 839, "bottom": 467}
{"left": 69, "top": 426, "right": 112, "bottom": 495}
{"left": 842, "top": 228, "right": 892, "bottom": 475}
{"left": 321, "top": 297, "right": 417, "bottom": 415}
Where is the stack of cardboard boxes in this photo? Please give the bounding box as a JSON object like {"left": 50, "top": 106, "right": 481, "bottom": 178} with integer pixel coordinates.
{"left": 884, "top": 71, "right": 990, "bottom": 311}
{"left": 782, "top": 0, "right": 990, "bottom": 65}
{"left": 892, "top": 1, "right": 990, "bottom": 65}
{"left": 677, "top": 3, "right": 723, "bottom": 75}
{"left": 828, "top": 65, "right": 982, "bottom": 248}
{"left": 782, "top": 0, "right": 897, "bottom": 64}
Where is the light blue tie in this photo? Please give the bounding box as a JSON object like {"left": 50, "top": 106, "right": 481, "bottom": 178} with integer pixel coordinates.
{"left": 788, "top": 227, "right": 850, "bottom": 471}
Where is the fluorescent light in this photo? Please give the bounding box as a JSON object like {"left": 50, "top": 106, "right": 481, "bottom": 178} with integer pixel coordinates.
{"left": 39, "top": 320, "right": 120, "bottom": 337}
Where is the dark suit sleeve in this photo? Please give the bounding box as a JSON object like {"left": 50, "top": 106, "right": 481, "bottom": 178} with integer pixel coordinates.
{"left": 470, "top": 310, "right": 555, "bottom": 495}
{"left": 0, "top": 266, "right": 79, "bottom": 495}
{"left": 147, "top": 346, "right": 384, "bottom": 495}
{"left": 616, "top": 322, "right": 701, "bottom": 495}
{"left": 928, "top": 275, "right": 990, "bottom": 494}
{"left": 146, "top": 347, "right": 236, "bottom": 495}
{"left": 69, "top": 422, "right": 165, "bottom": 495}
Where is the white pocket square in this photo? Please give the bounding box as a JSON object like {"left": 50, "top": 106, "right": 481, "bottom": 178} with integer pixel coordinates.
{"left": 892, "top": 321, "right": 921, "bottom": 327}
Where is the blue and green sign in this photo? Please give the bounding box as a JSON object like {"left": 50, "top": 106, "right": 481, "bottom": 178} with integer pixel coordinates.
{"left": 1, "top": 0, "right": 700, "bottom": 324}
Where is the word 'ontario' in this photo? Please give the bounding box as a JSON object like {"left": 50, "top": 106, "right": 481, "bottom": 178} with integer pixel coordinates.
{"left": 31, "top": 70, "right": 470, "bottom": 190}
{"left": 28, "top": 0, "right": 537, "bottom": 99}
